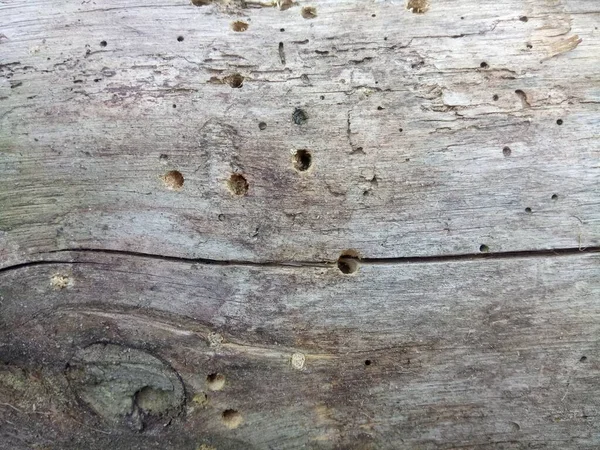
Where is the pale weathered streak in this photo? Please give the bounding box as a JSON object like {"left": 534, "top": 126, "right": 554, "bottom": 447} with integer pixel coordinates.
{"left": 0, "top": 0, "right": 599, "bottom": 266}
{"left": 1, "top": 0, "right": 599, "bottom": 448}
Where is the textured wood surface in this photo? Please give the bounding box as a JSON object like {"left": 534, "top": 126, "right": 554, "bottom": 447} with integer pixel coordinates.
{"left": 1, "top": 0, "right": 599, "bottom": 448}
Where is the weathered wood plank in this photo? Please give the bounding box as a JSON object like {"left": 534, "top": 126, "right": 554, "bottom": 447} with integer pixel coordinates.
{"left": 1, "top": 0, "right": 599, "bottom": 265}
{"left": 1, "top": 251, "right": 599, "bottom": 448}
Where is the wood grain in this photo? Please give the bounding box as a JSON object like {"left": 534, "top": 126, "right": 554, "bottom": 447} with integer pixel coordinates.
{"left": 1, "top": 0, "right": 599, "bottom": 448}
{"left": 0, "top": 0, "right": 598, "bottom": 265}
{"left": 1, "top": 251, "right": 600, "bottom": 449}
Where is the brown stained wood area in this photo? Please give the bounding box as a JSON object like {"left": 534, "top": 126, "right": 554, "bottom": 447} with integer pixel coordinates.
{"left": 0, "top": 0, "right": 599, "bottom": 449}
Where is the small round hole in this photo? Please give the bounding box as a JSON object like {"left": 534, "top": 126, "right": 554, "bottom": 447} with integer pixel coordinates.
{"left": 503, "top": 146, "right": 512, "bottom": 157}
{"left": 280, "top": 28, "right": 285, "bottom": 32}
{"left": 159, "top": 154, "right": 169, "bottom": 161}
{"left": 293, "top": 150, "right": 312, "bottom": 172}
{"left": 100, "top": 40, "right": 107, "bottom": 47}
{"left": 301, "top": 6, "right": 317, "bottom": 19}
{"left": 258, "top": 122, "right": 267, "bottom": 130}
{"left": 320, "top": 95, "right": 325, "bottom": 100}
{"left": 377, "top": 106, "right": 384, "bottom": 110}
{"left": 161, "top": 170, "right": 184, "bottom": 190}
{"left": 371, "top": 13, "right": 376, "bottom": 17}
{"left": 227, "top": 73, "right": 244, "bottom": 88}
{"left": 221, "top": 409, "right": 243, "bottom": 429}
{"left": 172, "top": 104, "right": 177, "bottom": 108}
{"left": 399, "top": 128, "right": 403, "bottom": 132}
{"left": 231, "top": 21, "right": 249, "bottom": 32}
{"left": 556, "top": 119, "right": 563, "bottom": 125}
{"left": 519, "top": 16, "right": 528, "bottom": 22}
{"left": 580, "top": 356, "right": 587, "bottom": 362}
{"left": 218, "top": 213, "right": 225, "bottom": 221}
{"left": 206, "top": 373, "right": 226, "bottom": 391}
{"left": 479, "top": 244, "right": 489, "bottom": 253}
{"left": 364, "top": 359, "right": 372, "bottom": 366}
{"left": 492, "top": 94, "right": 499, "bottom": 101}
{"left": 525, "top": 207, "right": 532, "bottom": 213}
{"left": 177, "top": 36, "right": 184, "bottom": 42}
{"left": 227, "top": 173, "right": 249, "bottom": 196}
{"left": 480, "top": 62, "right": 489, "bottom": 69}
{"left": 551, "top": 194, "right": 558, "bottom": 201}
{"left": 526, "top": 43, "right": 533, "bottom": 49}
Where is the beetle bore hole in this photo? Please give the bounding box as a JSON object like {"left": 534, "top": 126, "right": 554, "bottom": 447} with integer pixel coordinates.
{"left": 221, "top": 409, "right": 243, "bottom": 429}
{"left": 100, "top": 40, "right": 107, "bottom": 47}
{"left": 480, "top": 61, "right": 489, "bottom": 69}
{"left": 177, "top": 36, "right": 184, "bottom": 42}
{"left": 525, "top": 207, "right": 532, "bottom": 214}
{"left": 227, "top": 173, "right": 249, "bottom": 196}
{"left": 479, "top": 244, "right": 489, "bottom": 253}
{"left": 364, "top": 359, "right": 372, "bottom": 366}
{"left": 556, "top": 119, "right": 563, "bottom": 125}
{"left": 580, "top": 356, "right": 587, "bottom": 362}
{"left": 551, "top": 194, "right": 558, "bottom": 201}
{"left": 493, "top": 94, "right": 499, "bottom": 101}
{"left": 519, "top": 16, "right": 528, "bottom": 22}
{"left": 161, "top": 170, "right": 184, "bottom": 190}
{"left": 206, "top": 373, "right": 225, "bottom": 391}
{"left": 232, "top": 21, "right": 249, "bottom": 32}
{"left": 337, "top": 251, "right": 360, "bottom": 275}
{"left": 301, "top": 6, "right": 317, "bottom": 19}
{"left": 293, "top": 150, "right": 312, "bottom": 172}
{"left": 503, "top": 146, "right": 511, "bottom": 157}
{"left": 228, "top": 73, "right": 244, "bottom": 88}
{"left": 258, "top": 122, "right": 267, "bottom": 130}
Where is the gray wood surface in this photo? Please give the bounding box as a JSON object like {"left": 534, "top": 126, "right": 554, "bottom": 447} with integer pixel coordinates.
{"left": 1, "top": 0, "right": 599, "bottom": 448}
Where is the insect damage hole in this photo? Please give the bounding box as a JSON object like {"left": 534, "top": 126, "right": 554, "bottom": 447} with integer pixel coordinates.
{"left": 337, "top": 251, "right": 360, "bottom": 275}
{"left": 227, "top": 173, "right": 249, "bottom": 196}
{"left": 364, "top": 359, "right": 372, "bottom": 366}
{"left": 206, "top": 373, "right": 225, "bottom": 391}
{"left": 407, "top": 0, "right": 429, "bottom": 13}
{"left": 292, "top": 107, "right": 308, "bottom": 125}
{"left": 503, "top": 146, "right": 512, "bottom": 157}
{"left": 293, "top": 150, "right": 312, "bottom": 172}
{"left": 177, "top": 36, "right": 184, "bottom": 42}
{"left": 479, "top": 244, "right": 489, "bottom": 253}
{"left": 258, "top": 122, "right": 267, "bottom": 130}
{"left": 100, "top": 40, "right": 107, "bottom": 47}
{"left": 221, "top": 409, "right": 243, "bottom": 429}
{"left": 301, "top": 6, "right": 317, "bottom": 19}
{"left": 162, "top": 170, "right": 184, "bottom": 190}
{"left": 226, "top": 73, "right": 244, "bottom": 88}
{"left": 231, "top": 21, "right": 248, "bottom": 32}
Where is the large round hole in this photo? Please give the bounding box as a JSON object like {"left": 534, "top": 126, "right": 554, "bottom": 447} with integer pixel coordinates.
{"left": 206, "top": 373, "right": 225, "bottom": 391}
{"left": 227, "top": 73, "right": 244, "bottom": 88}
{"left": 161, "top": 170, "right": 184, "bottom": 190}
{"left": 231, "top": 21, "right": 249, "bottom": 32}
{"left": 221, "top": 409, "right": 243, "bottom": 429}
{"left": 293, "top": 150, "right": 312, "bottom": 172}
{"left": 301, "top": 6, "right": 317, "bottom": 19}
{"left": 337, "top": 252, "right": 360, "bottom": 275}
{"left": 227, "top": 173, "right": 249, "bottom": 196}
